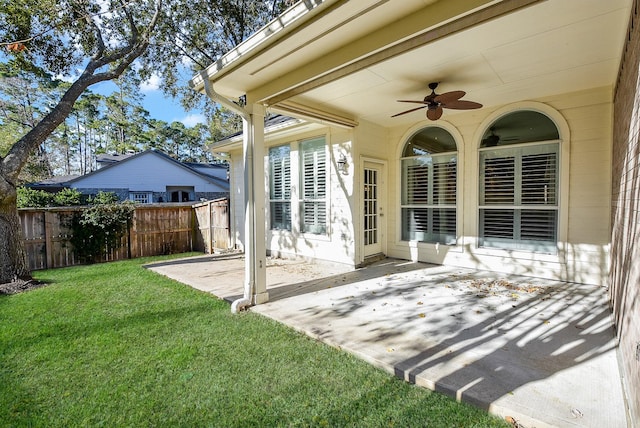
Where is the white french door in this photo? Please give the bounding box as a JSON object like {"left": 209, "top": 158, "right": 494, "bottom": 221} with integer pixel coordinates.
{"left": 363, "top": 161, "right": 384, "bottom": 257}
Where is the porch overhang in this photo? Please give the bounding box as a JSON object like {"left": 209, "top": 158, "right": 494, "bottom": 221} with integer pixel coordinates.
{"left": 190, "top": 0, "right": 631, "bottom": 128}
{"left": 207, "top": 115, "right": 324, "bottom": 153}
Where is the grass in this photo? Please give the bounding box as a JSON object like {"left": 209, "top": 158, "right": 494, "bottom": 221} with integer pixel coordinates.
{"left": 0, "top": 254, "right": 508, "bottom": 427}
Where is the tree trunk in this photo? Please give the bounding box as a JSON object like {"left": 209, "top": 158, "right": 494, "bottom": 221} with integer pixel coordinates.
{"left": 0, "top": 0, "right": 162, "bottom": 283}
{"left": 0, "top": 183, "right": 28, "bottom": 284}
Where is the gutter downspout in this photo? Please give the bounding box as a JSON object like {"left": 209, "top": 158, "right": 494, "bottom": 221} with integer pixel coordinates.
{"left": 200, "top": 72, "right": 256, "bottom": 314}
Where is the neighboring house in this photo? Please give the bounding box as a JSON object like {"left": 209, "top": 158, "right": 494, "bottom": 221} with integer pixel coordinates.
{"left": 39, "top": 149, "right": 229, "bottom": 203}
{"left": 95, "top": 151, "right": 137, "bottom": 168}
{"left": 191, "top": 0, "right": 639, "bottom": 421}
{"left": 27, "top": 175, "right": 80, "bottom": 193}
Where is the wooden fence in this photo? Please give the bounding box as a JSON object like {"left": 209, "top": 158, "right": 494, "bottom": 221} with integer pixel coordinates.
{"left": 193, "top": 198, "right": 232, "bottom": 254}
{"left": 19, "top": 198, "right": 231, "bottom": 271}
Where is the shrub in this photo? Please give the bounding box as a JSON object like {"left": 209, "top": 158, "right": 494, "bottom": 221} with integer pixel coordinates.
{"left": 69, "top": 200, "right": 136, "bottom": 263}
{"left": 89, "top": 191, "right": 120, "bottom": 205}
{"left": 17, "top": 187, "right": 54, "bottom": 208}
{"left": 53, "top": 188, "right": 82, "bottom": 206}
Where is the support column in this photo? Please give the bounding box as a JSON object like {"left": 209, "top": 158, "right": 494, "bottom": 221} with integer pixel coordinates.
{"left": 242, "top": 104, "right": 268, "bottom": 305}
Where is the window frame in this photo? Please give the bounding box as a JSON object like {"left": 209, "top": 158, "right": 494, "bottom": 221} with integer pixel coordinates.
{"left": 268, "top": 144, "right": 292, "bottom": 231}
{"left": 400, "top": 151, "right": 458, "bottom": 245}
{"left": 299, "top": 137, "right": 328, "bottom": 235}
{"left": 129, "top": 192, "right": 151, "bottom": 204}
{"left": 477, "top": 114, "right": 561, "bottom": 254}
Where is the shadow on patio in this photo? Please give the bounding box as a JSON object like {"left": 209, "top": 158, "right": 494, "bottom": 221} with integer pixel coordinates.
{"left": 147, "top": 255, "right": 628, "bottom": 427}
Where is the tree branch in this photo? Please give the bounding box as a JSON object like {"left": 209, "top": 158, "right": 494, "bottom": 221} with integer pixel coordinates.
{"left": 1, "top": 0, "right": 163, "bottom": 184}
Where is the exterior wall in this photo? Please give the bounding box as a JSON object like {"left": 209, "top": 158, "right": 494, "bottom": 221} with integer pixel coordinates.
{"left": 70, "top": 152, "right": 228, "bottom": 194}
{"left": 353, "top": 119, "right": 390, "bottom": 264}
{"left": 73, "top": 188, "right": 129, "bottom": 201}
{"left": 72, "top": 188, "right": 225, "bottom": 203}
{"left": 229, "top": 148, "right": 244, "bottom": 251}
{"left": 611, "top": 0, "right": 640, "bottom": 422}
{"left": 263, "top": 126, "right": 356, "bottom": 265}
{"left": 385, "top": 86, "right": 612, "bottom": 286}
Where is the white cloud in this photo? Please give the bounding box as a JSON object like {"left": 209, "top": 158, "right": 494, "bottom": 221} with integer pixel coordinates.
{"left": 140, "top": 74, "right": 161, "bottom": 92}
{"left": 180, "top": 114, "right": 207, "bottom": 127}
{"left": 55, "top": 67, "right": 83, "bottom": 83}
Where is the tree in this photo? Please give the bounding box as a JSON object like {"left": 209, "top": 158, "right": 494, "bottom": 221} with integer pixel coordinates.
{"left": 141, "top": 0, "right": 290, "bottom": 113}
{"left": 0, "top": 61, "right": 58, "bottom": 182}
{"left": 0, "top": 0, "right": 290, "bottom": 283}
{"left": 0, "top": 0, "right": 162, "bottom": 283}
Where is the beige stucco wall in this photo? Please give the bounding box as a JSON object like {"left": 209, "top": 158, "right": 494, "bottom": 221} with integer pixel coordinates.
{"left": 256, "top": 126, "right": 358, "bottom": 265}
{"left": 230, "top": 87, "right": 612, "bottom": 285}
{"left": 352, "top": 120, "right": 390, "bottom": 264}
{"left": 384, "top": 86, "right": 612, "bottom": 286}
{"left": 228, "top": 148, "right": 244, "bottom": 251}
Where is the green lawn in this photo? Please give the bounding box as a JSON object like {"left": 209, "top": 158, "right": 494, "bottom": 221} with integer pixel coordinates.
{"left": 0, "top": 255, "right": 508, "bottom": 427}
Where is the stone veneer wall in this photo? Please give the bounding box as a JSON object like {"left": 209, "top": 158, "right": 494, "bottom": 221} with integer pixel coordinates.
{"left": 611, "top": 0, "right": 640, "bottom": 424}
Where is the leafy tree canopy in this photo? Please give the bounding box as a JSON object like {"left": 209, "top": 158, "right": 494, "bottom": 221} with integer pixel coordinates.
{"left": 0, "top": 0, "right": 291, "bottom": 283}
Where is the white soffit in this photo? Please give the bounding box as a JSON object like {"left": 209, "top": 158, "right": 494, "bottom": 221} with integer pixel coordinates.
{"left": 197, "top": 0, "right": 474, "bottom": 99}
{"left": 290, "top": 0, "right": 631, "bottom": 127}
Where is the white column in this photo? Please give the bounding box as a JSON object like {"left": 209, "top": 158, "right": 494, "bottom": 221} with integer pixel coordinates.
{"left": 242, "top": 104, "right": 268, "bottom": 305}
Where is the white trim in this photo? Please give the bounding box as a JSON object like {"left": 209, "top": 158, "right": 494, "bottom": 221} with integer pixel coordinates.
{"left": 359, "top": 157, "right": 388, "bottom": 265}
{"left": 269, "top": 102, "right": 358, "bottom": 128}
{"left": 470, "top": 101, "right": 571, "bottom": 262}
{"left": 394, "top": 120, "right": 465, "bottom": 255}
{"left": 129, "top": 191, "right": 152, "bottom": 204}
{"left": 191, "top": 0, "right": 334, "bottom": 91}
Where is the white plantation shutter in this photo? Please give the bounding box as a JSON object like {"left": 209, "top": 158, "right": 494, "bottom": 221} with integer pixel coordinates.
{"left": 401, "top": 153, "right": 457, "bottom": 244}
{"left": 300, "top": 138, "right": 327, "bottom": 234}
{"left": 479, "top": 143, "right": 558, "bottom": 252}
{"left": 269, "top": 145, "right": 291, "bottom": 230}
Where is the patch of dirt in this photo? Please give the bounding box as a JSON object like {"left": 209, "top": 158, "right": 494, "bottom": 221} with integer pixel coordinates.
{"left": 0, "top": 278, "right": 48, "bottom": 295}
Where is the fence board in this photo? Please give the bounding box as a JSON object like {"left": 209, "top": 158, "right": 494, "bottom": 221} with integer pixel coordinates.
{"left": 193, "top": 198, "right": 231, "bottom": 253}
{"left": 19, "top": 200, "right": 231, "bottom": 270}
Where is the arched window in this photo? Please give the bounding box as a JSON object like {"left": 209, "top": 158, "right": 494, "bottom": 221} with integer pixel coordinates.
{"left": 478, "top": 110, "right": 560, "bottom": 253}
{"left": 401, "top": 127, "right": 457, "bottom": 244}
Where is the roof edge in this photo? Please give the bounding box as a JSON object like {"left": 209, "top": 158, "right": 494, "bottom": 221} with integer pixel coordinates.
{"left": 190, "top": 0, "right": 338, "bottom": 92}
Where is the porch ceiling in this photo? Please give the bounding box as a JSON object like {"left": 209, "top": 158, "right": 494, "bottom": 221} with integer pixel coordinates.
{"left": 197, "top": 0, "right": 631, "bottom": 128}
{"left": 294, "top": 0, "right": 630, "bottom": 128}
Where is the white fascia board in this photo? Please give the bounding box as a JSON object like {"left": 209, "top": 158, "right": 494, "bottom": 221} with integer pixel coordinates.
{"left": 190, "top": 0, "right": 335, "bottom": 92}
{"left": 207, "top": 117, "right": 322, "bottom": 153}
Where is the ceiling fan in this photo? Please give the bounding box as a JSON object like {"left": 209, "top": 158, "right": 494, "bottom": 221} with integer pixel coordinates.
{"left": 392, "top": 82, "right": 482, "bottom": 120}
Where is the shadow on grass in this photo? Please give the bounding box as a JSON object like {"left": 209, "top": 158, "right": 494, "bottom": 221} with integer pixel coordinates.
{"left": 143, "top": 252, "right": 243, "bottom": 268}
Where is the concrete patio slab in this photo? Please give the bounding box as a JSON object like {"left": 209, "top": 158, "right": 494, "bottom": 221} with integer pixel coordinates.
{"left": 146, "top": 255, "right": 630, "bottom": 428}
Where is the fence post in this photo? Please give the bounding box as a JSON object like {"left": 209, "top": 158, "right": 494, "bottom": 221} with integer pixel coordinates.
{"left": 43, "top": 210, "right": 54, "bottom": 269}
{"left": 208, "top": 201, "right": 213, "bottom": 253}
{"left": 130, "top": 209, "right": 138, "bottom": 258}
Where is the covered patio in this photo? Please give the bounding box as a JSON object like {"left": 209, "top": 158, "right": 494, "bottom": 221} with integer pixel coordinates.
{"left": 147, "top": 255, "right": 628, "bottom": 427}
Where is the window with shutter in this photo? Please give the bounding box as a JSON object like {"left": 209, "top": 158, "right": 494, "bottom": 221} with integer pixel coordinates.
{"left": 300, "top": 137, "right": 327, "bottom": 234}
{"left": 401, "top": 126, "right": 457, "bottom": 244}
{"left": 478, "top": 110, "right": 560, "bottom": 253}
{"left": 268, "top": 145, "right": 291, "bottom": 230}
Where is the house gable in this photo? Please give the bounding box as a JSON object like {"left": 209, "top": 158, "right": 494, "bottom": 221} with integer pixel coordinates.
{"left": 68, "top": 150, "right": 229, "bottom": 194}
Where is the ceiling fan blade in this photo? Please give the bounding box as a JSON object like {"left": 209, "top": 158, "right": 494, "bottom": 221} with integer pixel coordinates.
{"left": 441, "top": 100, "right": 483, "bottom": 110}
{"left": 397, "top": 100, "right": 428, "bottom": 104}
{"left": 433, "top": 90, "right": 465, "bottom": 103}
{"left": 391, "top": 105, "right": 428, "bottom": 117}
{"left": 426, "top": 106, "right": 443, "bottom": 120}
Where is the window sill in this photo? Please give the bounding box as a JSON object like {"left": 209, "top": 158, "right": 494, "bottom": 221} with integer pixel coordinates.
{"left": 472, "top": 246, "right": 561, "bottom": 263}
{"left": 398, "top": 240, "right": 464, "bottom": 254}
{"left": 267, "top": 229, "right": 331, "bottom": 242}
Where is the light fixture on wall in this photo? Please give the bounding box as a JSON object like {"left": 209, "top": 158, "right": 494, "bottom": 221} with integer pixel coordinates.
{"left": 337, "top": 154, "right": 349, "bottom": 175}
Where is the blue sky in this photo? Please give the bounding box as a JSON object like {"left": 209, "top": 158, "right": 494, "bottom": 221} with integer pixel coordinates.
{"left": 0, "top": 50, "right": 206, "bottom": 128}
{"left": 91, "top": 75, "right": 207, "bottom": 127}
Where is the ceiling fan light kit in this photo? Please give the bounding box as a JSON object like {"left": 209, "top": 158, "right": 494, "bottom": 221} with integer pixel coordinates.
{"left": 392, "top": 82, "right": 482, "bottom": 120}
